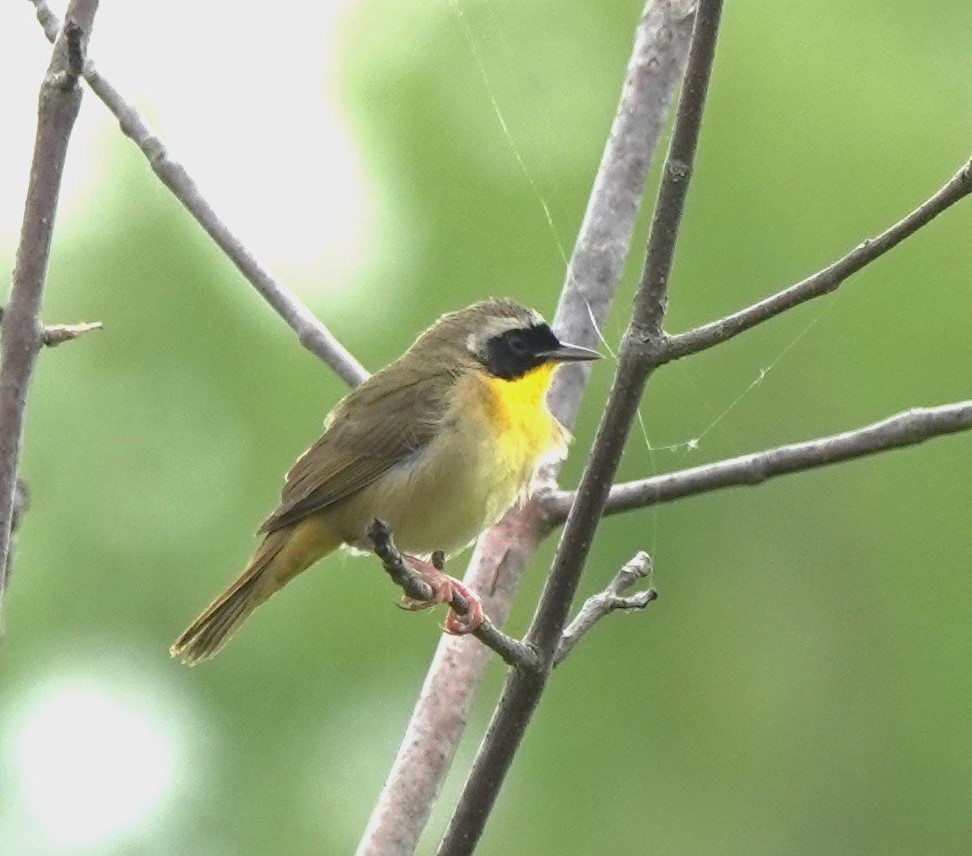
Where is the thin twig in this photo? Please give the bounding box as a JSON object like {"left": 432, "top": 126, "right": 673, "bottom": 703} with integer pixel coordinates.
{"left": 660, "top": 157, "right": 972, "bottom": 363}
{"left": 0, "top": 0, "right": 99, "bottom": 629}
{"left": 437, "top": 4, "right": 724, "bottom": 854}
{"left": 41, "top": 320, "right": 102, "bottom": 346}
{"left": 0, "top": 306, "right": 102, "bottom": 347}
{"left": 28, "top": 0, "right": 369, "bottom": 388}
{"left": 554, "top": 551, "right": 656, "bottom": 667}
{"left": 544, "top": 401, "right": 972, "bottom": 523}
{"left": 356, "top": 4, "right": 699, "bottom": 854}
{"left": 366, "top": 520, "right": 538, "bottom": 670}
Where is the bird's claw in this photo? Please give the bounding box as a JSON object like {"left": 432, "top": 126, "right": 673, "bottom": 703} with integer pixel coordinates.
{"left": 440, "top": 577, "right": 486, "bottom": 635}
{"left": 401, "top": 555, "right": 485, "bottom": 634}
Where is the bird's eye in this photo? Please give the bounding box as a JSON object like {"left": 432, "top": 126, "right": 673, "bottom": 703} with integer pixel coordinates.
{"left": 507, "top": 332, "right": 529, "bottom": 355}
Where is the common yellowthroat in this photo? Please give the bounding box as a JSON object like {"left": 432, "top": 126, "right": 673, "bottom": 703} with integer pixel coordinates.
{"left": 171, "top": 299, "right": 600, "bottom": 664}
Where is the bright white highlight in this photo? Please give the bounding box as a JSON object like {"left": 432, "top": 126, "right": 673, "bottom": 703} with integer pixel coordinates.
{"left": 11, "top": 683, "right": 180, "bottom": 848}
{"left": 0, "top": 0, "right": 379, "bottom": 292}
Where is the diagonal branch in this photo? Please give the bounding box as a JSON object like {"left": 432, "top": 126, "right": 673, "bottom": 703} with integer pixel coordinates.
{"left": 28, "top": 0, "right": 369, "bottom": 388}
{"left": 660, "top": 157, "right": 972, "bottom": 363}
{"left": 367, "top": 519, "right": 538, "bottom": 670}
{"left": 356, "top": 2, "right": 699, "bottom": 854}
{"left": 544, "top": 400, "right": 972, "bottom": 523}
{"left": 437, "top": 3, "right": 725, "bottom": 854}
{"left": 0, "top": 0, "right": 100, "bottom": 629}
{"left": 554, "top": 551, "right": 657, "bottom": 667}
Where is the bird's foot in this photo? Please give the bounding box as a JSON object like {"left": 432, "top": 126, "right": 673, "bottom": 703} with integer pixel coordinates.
{"left": 400, "top": 554, "right": 485, "bottom": 635}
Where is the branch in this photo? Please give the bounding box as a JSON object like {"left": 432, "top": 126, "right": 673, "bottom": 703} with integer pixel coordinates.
{"left": 28, "top": 0, "right": 369, "bottom": 389}
{"left": 554, "top": 551, "right": 657, "bottom": 667}
{"left": 357, "top": 3, "right": 699, "bottom": 853}
{"left": 0, "top": 0, "right": 99, "bottom": 629}
{"left": 437, "top": 3, "right": 724, "bottom": 854}
{"left": 660, "top": 157, "right": 972, "bottom": 363}
{"left": 546, "top": 0, "right": 698, "bottom": 424}
{"left": 544, "top": 401, "right": 972, "bottom": 522}
{"left": 367, "top": 520, "right": 538, "bottom": 670}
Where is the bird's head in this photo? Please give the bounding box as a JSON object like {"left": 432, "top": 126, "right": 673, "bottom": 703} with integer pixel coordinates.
{"left": 414, "top": 299, "right": 601, "bottom": 381}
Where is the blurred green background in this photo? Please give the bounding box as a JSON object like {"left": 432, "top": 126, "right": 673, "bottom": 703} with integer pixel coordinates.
{"left": 2, "top": 0, "right": 972, "bottom": 854}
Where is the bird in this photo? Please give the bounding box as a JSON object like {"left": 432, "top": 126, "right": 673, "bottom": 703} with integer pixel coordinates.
{"left": 170, "top": 298, "right": 600, "bottom": 664}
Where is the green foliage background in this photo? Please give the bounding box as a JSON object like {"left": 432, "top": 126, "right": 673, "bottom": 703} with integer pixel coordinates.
{"left": 3, "top": 1, "right": 972, "bottom": 853}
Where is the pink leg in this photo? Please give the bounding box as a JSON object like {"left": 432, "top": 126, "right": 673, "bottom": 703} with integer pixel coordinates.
{"left": 400, "top": 555, "right": 485, "bottom": 635}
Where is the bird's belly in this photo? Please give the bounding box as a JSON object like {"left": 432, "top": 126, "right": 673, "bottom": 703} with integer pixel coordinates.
{"left": 338, "top": 416, "right": 561, "bottom": 557}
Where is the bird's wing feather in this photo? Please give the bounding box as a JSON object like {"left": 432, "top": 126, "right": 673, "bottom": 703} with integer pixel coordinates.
{"left": 258, "top": 366, "right": 453, "bottom": 533}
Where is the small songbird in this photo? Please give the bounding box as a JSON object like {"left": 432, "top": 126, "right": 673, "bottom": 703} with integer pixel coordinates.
{"left": 170, "top": 299, "right": 600, "bottom": 664}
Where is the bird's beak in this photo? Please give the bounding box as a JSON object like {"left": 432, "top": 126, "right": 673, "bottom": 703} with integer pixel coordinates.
{"left": 536, "top": 341, "right": 603, "bottom": 363}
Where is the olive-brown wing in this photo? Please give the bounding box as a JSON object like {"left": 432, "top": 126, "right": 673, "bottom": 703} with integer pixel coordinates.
{"left": 258, "top": 368, "right": 452, "bottom": 534}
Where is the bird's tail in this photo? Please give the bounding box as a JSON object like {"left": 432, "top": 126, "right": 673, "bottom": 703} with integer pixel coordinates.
{"left": 170, "top": 520, "right": 337, "bottom": 665}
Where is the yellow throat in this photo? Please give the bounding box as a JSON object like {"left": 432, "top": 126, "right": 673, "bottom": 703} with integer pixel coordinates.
{"left": 480, "top": 361, "right": 566, "bottom": 463}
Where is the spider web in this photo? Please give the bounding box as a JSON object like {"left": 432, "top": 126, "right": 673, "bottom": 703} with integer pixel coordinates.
{"left": 448, "top": 0, "right": 832, "bottom": 558}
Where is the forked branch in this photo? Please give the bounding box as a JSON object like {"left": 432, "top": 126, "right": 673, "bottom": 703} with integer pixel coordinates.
{"left": 660, "top": 157, "right": 972, "bottom": 363}
{"left": 554, "top": 551, "right": 657, "bottom": 667}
